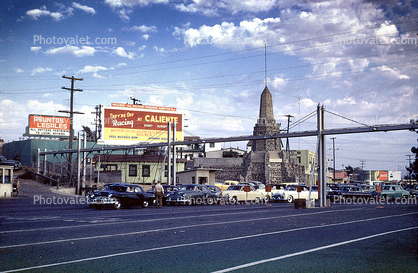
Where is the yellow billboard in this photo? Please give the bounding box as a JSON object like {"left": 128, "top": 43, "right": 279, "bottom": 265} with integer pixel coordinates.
{"left": 99, "top": 104, "right": 183, "bottom": 145}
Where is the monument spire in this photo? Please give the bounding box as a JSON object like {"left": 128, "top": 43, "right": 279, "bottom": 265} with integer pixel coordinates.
{"left": 259, "top": 86, "right": 274, "bottom": 120}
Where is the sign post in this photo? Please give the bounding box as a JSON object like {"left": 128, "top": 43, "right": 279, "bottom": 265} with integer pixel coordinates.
{"left": 244, "top": 185, "right": 250, "bottom": 205}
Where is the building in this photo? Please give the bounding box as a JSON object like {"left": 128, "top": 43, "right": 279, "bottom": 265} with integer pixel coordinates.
{"left": 176, "top": 167, "right": 221, "bottom": 185}
{"left": 94, "top": 153, "right": 187, "bottom": 185}
{"left": 0, "top": 165, "right": 14, "bottom": 198}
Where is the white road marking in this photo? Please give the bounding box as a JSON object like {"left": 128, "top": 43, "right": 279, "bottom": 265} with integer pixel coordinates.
{"left": 211, "top": 226, "right": 418, "bottom": 273}
{"left": 0, "top": 207, "right": 362, "bottom": 234}
{"left": 1, "top": 208, "right": 372, "bottom": 249}
{"left": 1, "top": 213, "right": 416, "bottom": 272}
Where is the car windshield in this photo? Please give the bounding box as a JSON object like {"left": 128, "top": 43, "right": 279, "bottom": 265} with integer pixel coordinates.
{"left": 181, "top": 185, "right": 196, "bottom": 191}
{"left": 227, "top": 186, "right": 242, "bottom": 190}
{"left": 109, "top": 186, "right": 129, "bottom": 192}
{"left": 285, "top": 186, "right": 297, "bottom": 191}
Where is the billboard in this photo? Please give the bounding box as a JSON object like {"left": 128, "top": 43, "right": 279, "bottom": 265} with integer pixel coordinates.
{"left": 24, "top": 115, "right": 71, "bottom": 138}
{"left": 371, "top": 170, "right": 388, "bottom": 181}
{"left": 99, "top": 103, "right": 183, "bottom": 145}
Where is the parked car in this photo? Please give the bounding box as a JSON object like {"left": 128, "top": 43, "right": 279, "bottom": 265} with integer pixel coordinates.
{"left": 146, "top": 184, "right": 180, "bottom": 205}
{"left": 359, "top": 184, "right": 376, "bottom": 192}
{"left": 271, "top": 185, "right": 318, "bottom": 203}
{"left": 215, "top": 180, "right": 240, "bottom": 191}
{"left": 222, "top": 185, "right": 267, "bottom": 204}
{"left": 327, "top": 185, "right": 372, "bottom": 201}
{"left": 372, "top": 185, "right": 410, "bottom": 200}
{"left": 0, "top": 156, "right": 21, "bottom": 170}
{"left": 166, "top": 184, "right": 218, "bottom": 205}
{"left": 407, "top": 185, "right": 418, "bottom": 198}
{"left": 206, "top": 185, "right": 228, "bottom": 204}
{"left": 86, "top": 183, "right": 154, "bottom": 209}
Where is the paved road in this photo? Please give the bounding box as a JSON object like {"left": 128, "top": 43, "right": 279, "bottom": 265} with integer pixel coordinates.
{"left": 0, "top": 178, "right": 417, "bottom": 272}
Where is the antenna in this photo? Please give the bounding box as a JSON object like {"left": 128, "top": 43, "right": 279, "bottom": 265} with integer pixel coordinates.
{"left": 264, "top": 44, "right": 267, "bottom": 87}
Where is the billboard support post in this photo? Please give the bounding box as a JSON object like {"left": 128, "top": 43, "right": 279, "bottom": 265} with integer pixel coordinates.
{"left": 167, "top": 121, "right": 171, "bottom": 185}
{"left": 173, "top": 122, "right": 176, "bottom": 186}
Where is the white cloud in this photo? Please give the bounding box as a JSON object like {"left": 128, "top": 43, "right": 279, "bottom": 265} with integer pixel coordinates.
{"left": 15, "top": 68, "right": 24, "bottom": 73}
{"left": 71, "top": 2, "right": 96, "bottom": 15}
{"left": 30, "top": 46, "right": 42, "bottom": 53}
{"left": 25, "top": 5, "right": 73, "bottom": 21}
{"left": 77, "top": 65, "right": 108, "bottom": 74}
{"left": 31, "top": 67, "right": 53, "bottom": 75}
{"left": 112, "top": 47, "right": 136, "bottom": 59}
{"left": 125, "top": 25, "right": 157, "bottom": 32}
{"left": 104, "top": 0, "right": 169, "bottom": 21}
{"left": 174, "top": 0, "right": 278, "bottom": 16}
{"left": 45, "top": 45, "right": 96, "bottom": 57}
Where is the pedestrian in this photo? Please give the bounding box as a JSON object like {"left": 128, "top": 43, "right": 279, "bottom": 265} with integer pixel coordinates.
{"left": 154, "top": 181, "right": 164, "bottom": 208}
{"left": 14, "top": 178, "right": 20, "bottom": 197}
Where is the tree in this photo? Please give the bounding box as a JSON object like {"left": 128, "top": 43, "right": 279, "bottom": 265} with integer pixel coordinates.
{"left": 406, "top": 144, "right": 418, "bottom": 182}
{"left": 81, "top": 126, "right": 96, "bottom": 142}
{"left": 406, "top": 123, "right": 418, "bottom": 182}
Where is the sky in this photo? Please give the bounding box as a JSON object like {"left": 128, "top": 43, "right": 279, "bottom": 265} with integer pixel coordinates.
{"left": 1, "top": 0, "right": 417, "bottom": 176}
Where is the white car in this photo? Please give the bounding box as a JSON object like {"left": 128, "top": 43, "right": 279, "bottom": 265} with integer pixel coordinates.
{"left": 271, "top": 185, "right": 318, "bottom": 203}
{"left": 223, "top": 185, "right": 267, "bottom": 204}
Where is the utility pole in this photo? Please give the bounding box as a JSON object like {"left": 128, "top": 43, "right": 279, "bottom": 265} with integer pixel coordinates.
{"left": 359, "top": 160, "right": 366, "bottom": 184}
{"left": 60, "top": 75, "right": 83, "bottom": 191}
{"left": 61, "top": 75, "right": 83, "bottom": 150}
{"left": 130, "top": 97, "right": 141, "bottom": 105}
{"left": 330, "top": 137, "right": 338, "bottom": 183}
{"left": 284, "top": 114, "right": 293, "bottom": 152}
{"left": 406, "top": 154, "right": 412, "bottom": 183}
{"left": 92, "top": 104, "right": 102, "bottom": 141}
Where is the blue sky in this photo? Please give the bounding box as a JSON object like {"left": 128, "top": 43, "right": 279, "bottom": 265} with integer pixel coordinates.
{"left": 1, "top": 0, "right": 417, "bottom": 174}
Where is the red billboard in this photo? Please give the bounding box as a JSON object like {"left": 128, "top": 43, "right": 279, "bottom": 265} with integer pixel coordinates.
{"left": 100, "top": 104, "right": 183, "bottom": 145}
{"left": 24, "top": 115, "right": 71, "bottom": 138}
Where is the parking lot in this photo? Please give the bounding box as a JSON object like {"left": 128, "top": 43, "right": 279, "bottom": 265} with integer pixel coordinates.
{"left": 0, "top": 179, "right": 417, "bottom": 272}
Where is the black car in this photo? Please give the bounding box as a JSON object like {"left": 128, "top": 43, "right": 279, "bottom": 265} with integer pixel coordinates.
{"left": 166, "top": 184, "right": 219, "bottom": 205}
{"left": 146, "top": 184, "right": 180, "bottom": 205}
{"left": 327, "top": 185, "right": 372, "bottom": 201}
{"left": 206, "top": 185, "right": 228, "bottom": 204}
{"left": 87, "top": 183, "right": 155, "bottom": 209}
{"left": 407, "top": 185, "right": 418, "bottom": 198}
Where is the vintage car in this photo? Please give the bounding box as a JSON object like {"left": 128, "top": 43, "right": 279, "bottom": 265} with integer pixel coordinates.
{"left": 372, "top": 185, "right": 410, "bottom": 200}
{"left": 407, "top": 185, "right": 418, "bottom": 198}
{"left": 166, "top": 184, "right": 219, "bottom": 205}
{"left": 327, "top": 185, "right": 372, "bottom": 201}
{"left": 222, "top": 185, "right": 267, "bottom": 204}
{"left": 271, "top": 185, "right": 318, "bottom": 203}
{"left": 240, "top": 181, "right": 274, "bottom": 198}
{"left": 359, "top": 184, "right": 376, "bottom": 192}
{"left": 146, "top": 184, "right": 180, "bottom": 205}
{"left": 86, "top": 183, "right": 154, "bottom": 209}
{"left": 206, "top": 185, "right": 229, "bottom": 204}
{"left": 214, "top": 180, "right": 240, "bottom": 191}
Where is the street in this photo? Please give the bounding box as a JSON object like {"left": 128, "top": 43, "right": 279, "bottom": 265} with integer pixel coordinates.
{"left": 0, "top": 178, "right": 417, "bottom": 272}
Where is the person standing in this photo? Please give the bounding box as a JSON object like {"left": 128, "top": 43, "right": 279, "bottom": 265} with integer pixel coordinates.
{"left": 154, "top": 181, "right": 164, "bottom": 208}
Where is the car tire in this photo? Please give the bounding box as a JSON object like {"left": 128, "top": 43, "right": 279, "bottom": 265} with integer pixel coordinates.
{"left": 113, "top": 199, "right": 122, "bottom": 209}
{"left": 142, "top": 200, "right": 149, "bottom": 208}
{"left": 229, "top": 197, "right": 238, "bottom": 205}
{"left": 206, "top": 197, "right": 214, "bottom": 205}
{"left": 186, "top": 198, "right": 193, "bottom": 206}
{"left": 402, "top": 195, "right": 408, "bottom": 199}
{"left": 287, "top": 195, "right": 294, "bottom": 203}
{"left": 254, "top": 197, "right": 260, "bottom": 204}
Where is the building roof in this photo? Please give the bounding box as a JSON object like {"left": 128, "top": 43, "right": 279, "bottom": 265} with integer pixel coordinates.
{"left": 93, "top": 154, "right": 187, "bottom": 163}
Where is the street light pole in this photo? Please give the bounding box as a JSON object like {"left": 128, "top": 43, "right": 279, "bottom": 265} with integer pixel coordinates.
{"left": 330, "top": 137, "right": 336, "bottom": 183}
